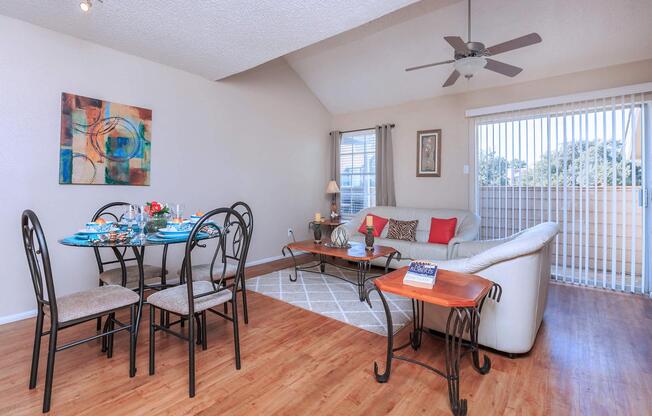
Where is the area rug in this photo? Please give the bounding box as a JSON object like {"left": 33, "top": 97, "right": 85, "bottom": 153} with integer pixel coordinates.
{"left": 248, "top": 265, "right": 414, "bottom": 336}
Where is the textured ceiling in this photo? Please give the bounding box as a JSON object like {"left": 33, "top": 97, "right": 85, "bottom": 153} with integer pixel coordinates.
{"left": 0, "top": 0, "right": 419, "bottom": 80}
{"left": 286, "top": 0, "right": 652, "bottom": 114}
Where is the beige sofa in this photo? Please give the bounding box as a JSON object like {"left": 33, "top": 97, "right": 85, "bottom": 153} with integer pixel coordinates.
{"left": 333, "top": 206, "right": 481, "bottom": 267}
{"left": 424, "top": 222, "right": 560, "bottom": 354}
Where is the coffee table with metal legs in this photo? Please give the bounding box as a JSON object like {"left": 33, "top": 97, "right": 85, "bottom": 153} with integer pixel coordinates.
{"left": 281, "top": 240, "right": 401, "bottom": 301}
{"left": 365, "top": 266, "right": 502, "bottom": 416}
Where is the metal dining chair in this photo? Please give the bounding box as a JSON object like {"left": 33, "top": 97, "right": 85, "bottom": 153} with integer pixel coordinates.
{"left": 22, "top": 210, "right": 139, "bottom": 413}
{"left": 148, "top": 207, "right": 248, "bottom": 397}
{"left": 92, "top": 202, "right": 170, "bottom": 333}
{"left": 178, "top": 201, "right": 253, "bottom": 324}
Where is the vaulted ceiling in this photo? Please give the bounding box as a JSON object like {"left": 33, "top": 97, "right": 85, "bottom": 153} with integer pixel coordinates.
{"left": 0, "top": 0, "right": 419, "bottom": 80}
{"left": 2, "top": 0, "right": 651, "bottom": 115}
{"left": 286, "top": 0, "right": 652, "bottom": 113}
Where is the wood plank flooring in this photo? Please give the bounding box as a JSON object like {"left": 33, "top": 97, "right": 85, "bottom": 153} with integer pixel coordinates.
{"left": 1, "top": 255, "right": 651, "bottom": 415}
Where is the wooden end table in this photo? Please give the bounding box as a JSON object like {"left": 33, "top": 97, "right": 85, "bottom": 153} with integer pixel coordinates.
{"left": 282, "top": 240, "right": 401, "bottom": 301}
{"left": 366, "top": 267, "right": 502, "bottom": 416}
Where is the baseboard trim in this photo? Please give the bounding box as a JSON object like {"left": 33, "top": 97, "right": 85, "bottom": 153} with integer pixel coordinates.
{"left": 0, "top": 309, "right": 37, "bottom": 325}
{"left": 0, "top": 253, "right": 303, "bottom": 326}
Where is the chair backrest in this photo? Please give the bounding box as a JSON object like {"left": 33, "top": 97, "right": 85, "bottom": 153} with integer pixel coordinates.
{"left": 227, "top": 201, "right": 253, "bottom": 263}
{"left": 21, "top": 210, "right": 58, "bottom": 322}
{"left": 183, "top": 207, "right": 249, "bottom": 316}
{"left": 91, "top": 202, "right": 139, "bottom": 281}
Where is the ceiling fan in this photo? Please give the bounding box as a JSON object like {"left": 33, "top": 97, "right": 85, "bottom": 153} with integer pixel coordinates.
{"left": 405, "top": 0, "right": 542, "bottom": 87}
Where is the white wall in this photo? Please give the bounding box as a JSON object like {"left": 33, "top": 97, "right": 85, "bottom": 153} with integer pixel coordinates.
{"left": 0, "top": 16, "right": 332, "bottom": 321}
{"left": 332, "top": 59, "right": 652, "bottom": 211}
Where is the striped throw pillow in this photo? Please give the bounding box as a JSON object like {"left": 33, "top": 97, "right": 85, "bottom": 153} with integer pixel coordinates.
{"left": 386, "top": 219, "right": 418, "bottom": 241}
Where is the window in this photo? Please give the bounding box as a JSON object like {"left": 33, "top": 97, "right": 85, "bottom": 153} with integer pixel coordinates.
{"left": 473, "top": 95, "right": 648, "bottom": 294}
{"left": 339, "top": 129, "right": 376, "bottom": 220}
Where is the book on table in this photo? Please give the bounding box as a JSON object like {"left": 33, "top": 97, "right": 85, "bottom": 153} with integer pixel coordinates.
{"left": 403, "top": 260, "right": 438, "bottom": 289}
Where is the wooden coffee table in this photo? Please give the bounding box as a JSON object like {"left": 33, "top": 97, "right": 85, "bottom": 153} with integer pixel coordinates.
{"left": 367, "top": 267, "right": 502, "bottom": 416}
{"left": 282, "top": 240, "right": 401, "bottom": 301}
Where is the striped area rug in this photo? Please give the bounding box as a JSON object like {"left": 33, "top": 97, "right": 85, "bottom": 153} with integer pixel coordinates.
{"left": 248, "top": 265, "right": 413, "bottom": 336}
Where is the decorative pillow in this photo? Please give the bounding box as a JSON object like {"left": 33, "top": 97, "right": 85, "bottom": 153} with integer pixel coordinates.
{"left": 357, "top": 214, "right": 389, "bottom": 237}
{"left": 386, "top": 218, "right": 418, "bottom": 241}
{"left": 428, "top": 217, "right": 458, "bottom": 244}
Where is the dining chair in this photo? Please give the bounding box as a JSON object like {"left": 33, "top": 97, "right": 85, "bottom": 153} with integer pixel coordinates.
{"left": 92, "top": 202, "right": 170, "bottom": 332}
{"left": 22, "top": 210, "right": 139, "bottom": 413}
{"left": 178, "top": 201, "right": 253, "bottom": 324}
{"left": 148, "top": 207, "right": 248, "bottom": 397}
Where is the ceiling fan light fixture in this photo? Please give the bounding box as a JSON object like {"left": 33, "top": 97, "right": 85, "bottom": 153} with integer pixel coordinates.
{"left": 454, "top": 56, "right": 487, "bottom": 78}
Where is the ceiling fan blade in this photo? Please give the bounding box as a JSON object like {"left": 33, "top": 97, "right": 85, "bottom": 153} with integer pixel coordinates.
{"left": 485, "top": 33, "right": 542, "bottom": 56}
{"left": 442, "top": 70, "right": 460, "bottom": 87}
{"left": 444, "top": 36, "right": 470, "bottom": 54}
{"left": 405, "top": 60, "right": 455, "bottom": 72}
{"left": 484, "top": 58, "right": 523, "bottom": 77}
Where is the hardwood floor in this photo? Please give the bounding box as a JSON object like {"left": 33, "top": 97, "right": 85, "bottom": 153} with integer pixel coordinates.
{"left": 1, "top": 256, "right": 651, "bottom": 415}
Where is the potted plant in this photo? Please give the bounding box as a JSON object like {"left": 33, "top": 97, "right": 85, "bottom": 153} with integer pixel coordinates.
{"left": 145, "top": 201, "right": 170, "bottom": 233}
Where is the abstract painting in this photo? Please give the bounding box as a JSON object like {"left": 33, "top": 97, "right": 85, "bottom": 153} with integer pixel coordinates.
{"left": 59, "top": 93, "right": 152, "bottom": 185}
{"left": 416, "top": 129, "right": 441, "bottom": 177}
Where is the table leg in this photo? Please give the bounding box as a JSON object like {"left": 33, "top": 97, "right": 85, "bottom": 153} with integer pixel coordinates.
{"left": 445, "top": 307, "right": 471, "bottom": 416}
{"left": 409, "top": 299, "right": 424, "bottom": 350}
{"left": 364, "top": 285, "right": 393, "bottom": 383}
{"left": 131, "top": 246, "right": 146, "bottom": 374}
{"left": 319, "top": 253, "right": 325, "bottom": 273}
{"left": 357, "top": 261, "right": 370, "bottom": 302}
{"left": 383, "top": 251, "right": 402, "bottom": 274}
{"left": 282, "top": 245, "right": 299, "bottom": 282}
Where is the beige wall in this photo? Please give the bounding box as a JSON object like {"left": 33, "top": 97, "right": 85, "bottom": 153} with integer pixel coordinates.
{"left": 0, "top": 16, "right": 332, "bottom": 320}
{"left": 332, "top": 59, "right": 652, "bottom": 211}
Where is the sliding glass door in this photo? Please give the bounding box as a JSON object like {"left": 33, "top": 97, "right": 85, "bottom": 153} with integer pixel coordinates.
{"left": 473, "top": 94, "right": 650, "bottom": 294}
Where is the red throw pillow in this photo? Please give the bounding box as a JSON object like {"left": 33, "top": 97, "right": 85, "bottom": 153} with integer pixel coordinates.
{"left": 358, "top": 214, "right": 389, "bottom": 237}
{"left": 428, "top": 217, "right": 458, "bottom": 244}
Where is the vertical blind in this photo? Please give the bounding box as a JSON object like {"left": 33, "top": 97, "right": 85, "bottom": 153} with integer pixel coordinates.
{"left": 339, "top": 129, "right": 376, "bottom": 220}
{"left": 473, "top": 93, "right": 650, "bottom": 294}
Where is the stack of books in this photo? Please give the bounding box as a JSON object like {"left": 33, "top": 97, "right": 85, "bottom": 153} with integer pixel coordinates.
{"left": 403, "top": 260, "right": 438, "bottom": 289}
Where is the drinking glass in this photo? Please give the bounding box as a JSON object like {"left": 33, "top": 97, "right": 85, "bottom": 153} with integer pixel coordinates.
{"left": 136, "top": 206, "right": 149, "bottom": 242}
{"left": 124, "top": 204, "right": 137, "bottom": 233}
{"left": 173, "top": 203, "right": 185, "bottom": 221}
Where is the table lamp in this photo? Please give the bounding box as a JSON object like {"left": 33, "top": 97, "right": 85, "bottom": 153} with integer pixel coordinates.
{"left": 326, "top": 180, "right": 340, "bottom": 219}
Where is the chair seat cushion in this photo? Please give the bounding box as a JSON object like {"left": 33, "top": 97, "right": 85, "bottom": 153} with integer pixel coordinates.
{"left": 99, "top": 265, "right": 165, "bottom": 287}
{"left": 46, "top": 285, "right": 139, "bottom": 323}
{"left": 178, "top": 262, "right": 238, "bottom": 281}
{"left": 147, "top": 281, "right": 232, "bottom": 315}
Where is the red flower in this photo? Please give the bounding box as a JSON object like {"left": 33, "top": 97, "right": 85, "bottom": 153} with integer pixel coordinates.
{"left": 150, "top": 201, "right": 161, "bottom": 214}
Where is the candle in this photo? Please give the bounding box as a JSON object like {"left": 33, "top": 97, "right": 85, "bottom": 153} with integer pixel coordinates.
{"left": 315, "top": 212, "right": 321, "bottom": 222}
{"left": 366, "top": 215, "right": 373, "bottom": 227}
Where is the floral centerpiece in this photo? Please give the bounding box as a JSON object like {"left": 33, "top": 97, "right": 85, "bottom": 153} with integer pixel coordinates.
{"left": 145, "top": 201, "right": 170, "bottom": 233}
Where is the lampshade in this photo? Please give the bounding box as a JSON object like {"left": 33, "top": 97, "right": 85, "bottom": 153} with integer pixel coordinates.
{"left": 454, "top": 56, "right": 487, "bottom": 78}
{"left": 326, "top": 180, "right": 340, "bottom": 194}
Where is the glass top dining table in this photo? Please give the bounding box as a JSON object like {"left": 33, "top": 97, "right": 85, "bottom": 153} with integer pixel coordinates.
{"left": 57, "top": 225, "right": 220, "bottom": 374}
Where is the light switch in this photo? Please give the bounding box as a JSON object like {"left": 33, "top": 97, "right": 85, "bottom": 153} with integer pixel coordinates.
{"left": 463, "top": 164, "right": 469, "bottom": 174}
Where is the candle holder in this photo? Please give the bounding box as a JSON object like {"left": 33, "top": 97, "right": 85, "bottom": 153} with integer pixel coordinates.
{"left": 309, "top": 221, "right": 322, "bottom": 244}
{"left": 365, "top": 226, "right": 375, "bottom": 251}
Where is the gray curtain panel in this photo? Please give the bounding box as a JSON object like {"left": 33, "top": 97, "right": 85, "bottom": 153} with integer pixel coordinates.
{"left": 376, "top": 124, "right": 396, "bottom": 206}
{"left": 330, "top": 130, "right": 341, "bottom": 182}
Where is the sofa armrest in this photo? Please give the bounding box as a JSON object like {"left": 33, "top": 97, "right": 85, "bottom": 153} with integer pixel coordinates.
{"left": 446, "top": 214, "right": 481, "bottom": 259}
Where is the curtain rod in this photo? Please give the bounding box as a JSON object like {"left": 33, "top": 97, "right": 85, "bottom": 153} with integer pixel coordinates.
{"left": 339, "top": 124, "right": 395, "bottom": 134}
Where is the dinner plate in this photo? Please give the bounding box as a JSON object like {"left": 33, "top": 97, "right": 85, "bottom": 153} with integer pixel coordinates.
{"left": 77, "top": 227, "right": 118, "bottom": 235}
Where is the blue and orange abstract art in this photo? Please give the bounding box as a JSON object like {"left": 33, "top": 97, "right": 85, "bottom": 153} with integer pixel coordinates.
{"left": 59, "top": 93, "right": 152, "bottom": 185}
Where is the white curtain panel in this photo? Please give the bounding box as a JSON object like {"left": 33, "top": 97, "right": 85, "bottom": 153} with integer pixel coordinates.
{"left": 472, "top": 93, "right": 651, "bottom": 294}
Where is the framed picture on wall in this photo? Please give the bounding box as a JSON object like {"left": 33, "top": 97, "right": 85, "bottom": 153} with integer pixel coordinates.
{"left": 416, "top": 129, "right": 441, "bottom": 177}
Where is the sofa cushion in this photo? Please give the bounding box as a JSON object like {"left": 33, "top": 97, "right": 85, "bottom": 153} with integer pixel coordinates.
{"left": 409, "top": 241, "right": 449, "bottom": 261}
{"left": 428, "top": 217, "right": 457, "bottom": 244}
{"left": 357, "top": 214, "right": 388, "bottom": 237}
{"left": 386, "top": 218, "right": 418, "bottom": 241}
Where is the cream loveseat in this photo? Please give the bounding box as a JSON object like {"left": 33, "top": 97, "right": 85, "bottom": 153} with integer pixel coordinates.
{"left": 333, "top": 206, "right": 481, "bottom": 267}
{"left": 424, "top": 222, "right": 560, "bottom": 354}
